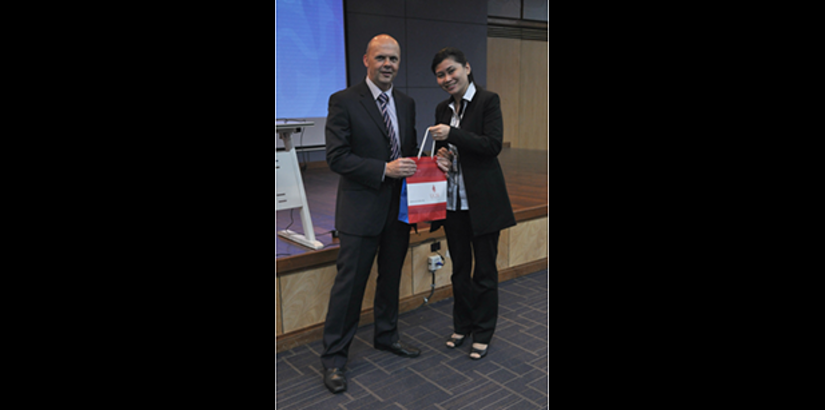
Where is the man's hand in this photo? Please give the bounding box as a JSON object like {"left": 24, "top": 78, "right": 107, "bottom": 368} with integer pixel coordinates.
{"left": 436, "top": 147, "right": 452, "bottom": 174}
{"left": 386, "top": 157, "right": 417, "bottom": 179}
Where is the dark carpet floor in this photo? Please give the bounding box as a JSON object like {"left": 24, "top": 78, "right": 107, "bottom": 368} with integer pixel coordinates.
{"left": 276, "top": 269, "right": 548, "bottom": 409}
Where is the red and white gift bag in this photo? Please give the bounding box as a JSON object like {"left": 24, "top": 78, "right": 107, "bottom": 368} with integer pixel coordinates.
{"left": 398, "top": 130, "right": 447, "bottom": 224}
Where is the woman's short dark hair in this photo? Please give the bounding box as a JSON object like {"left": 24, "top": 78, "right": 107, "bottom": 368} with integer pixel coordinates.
{"left": 431, "top": 47, "right": 474, "bottom": 83}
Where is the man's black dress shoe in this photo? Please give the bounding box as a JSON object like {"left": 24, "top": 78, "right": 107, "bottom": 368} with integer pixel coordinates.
{"left": 324, "top": 368, "right": 347, "bottom": 394}
{"left": 375, "top": 340, "right": 421, "bottom": 358}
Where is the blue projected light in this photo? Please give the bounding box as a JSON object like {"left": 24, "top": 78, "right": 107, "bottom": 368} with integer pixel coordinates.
{"left": 276, "top": 0, "right": 347, "bottom": 119}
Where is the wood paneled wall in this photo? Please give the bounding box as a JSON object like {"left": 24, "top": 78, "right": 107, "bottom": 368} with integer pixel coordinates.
{"left": 487, "top": 37, "right": 521, "bottom": 148}
{"left": 487, "top": 37, "right": 548, "bottom": 150}
{"left": 276, "top": 277, "right": 282, "bottom": 335}
{"left": 277, "top": 216, "right": 547, "bottom": 340}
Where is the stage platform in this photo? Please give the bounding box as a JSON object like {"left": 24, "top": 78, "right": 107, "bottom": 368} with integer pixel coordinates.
{"left": 276, "top": 147, "right": 548, "bottom": 275}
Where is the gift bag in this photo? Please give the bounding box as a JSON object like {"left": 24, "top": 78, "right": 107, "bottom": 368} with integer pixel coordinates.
{"left": 399, "top": 129, "right": 447, "bottom": 224}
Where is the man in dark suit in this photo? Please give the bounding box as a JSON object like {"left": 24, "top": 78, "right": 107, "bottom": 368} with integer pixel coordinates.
{"left": 320, "top": 34, "right": 421, "bottom": 394}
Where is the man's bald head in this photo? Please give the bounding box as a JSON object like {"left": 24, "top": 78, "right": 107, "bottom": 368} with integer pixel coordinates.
{"left": 365, "top": 34, "right": 399, "bottom": 55}
{"left": 363, "top": 34, "right": 401, "bottom": 92}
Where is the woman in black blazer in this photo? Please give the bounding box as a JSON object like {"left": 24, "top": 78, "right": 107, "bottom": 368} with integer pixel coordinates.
{"left": 428, "top": 47, "right": 516, "bottom": 360}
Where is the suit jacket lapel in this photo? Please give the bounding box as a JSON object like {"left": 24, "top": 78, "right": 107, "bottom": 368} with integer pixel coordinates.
{"left": 460, "top": 98, "right": 476, "bottom": 129}
{"left": 358, "top": 81, "right": 389, "bottom": 139}
{"left": 393, "top": 89, "right": 407, "bottom": 147}
{"left": 448, "top": 89, "right": 481, "bottom": 129}
{"left": 440, "top": 99, "right": 456, "bottom": 125}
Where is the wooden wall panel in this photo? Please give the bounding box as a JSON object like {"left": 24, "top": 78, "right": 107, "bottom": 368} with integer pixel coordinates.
{"left": 276, "top": 276, "right": 282, "bottom": 336}
{"left": 276, "top": 217, "right": 547, "bottom": 335}
{"left": 508, "top": 217, "right": 548, "bottom": 266}
{"left": 279, "top": 250, "right": 414, "bottom": 335}
{"left": 497, "top": 228, "right": 510, "bottom": 270}
{"left": 518, "top": 40, "right": 548, "bottom": 151}
{"left": 279, "top": 264, "right": 338, "bottom": 334}
{"left": 276, "top": 217, "right": 547, "bottom": 337}
{"left": 488, "top": 37, "right": 547, "bottom": 150}
{"left": 487, "top": 37, "right": 521, "bottom": 147}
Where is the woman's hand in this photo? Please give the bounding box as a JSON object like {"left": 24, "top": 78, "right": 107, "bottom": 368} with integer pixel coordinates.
{"left": 428, "top": 124, "right": 451, "bottom": 141}
{"left": 436, "top": 147, "right": 452, "bottom": 174}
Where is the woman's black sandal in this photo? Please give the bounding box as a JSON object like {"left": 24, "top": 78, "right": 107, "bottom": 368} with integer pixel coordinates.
{"left": 446, "top": 335, "right": 465, "bottom": 349}
{"left": 470, "top": 346, "right": 488, "bottom": 360}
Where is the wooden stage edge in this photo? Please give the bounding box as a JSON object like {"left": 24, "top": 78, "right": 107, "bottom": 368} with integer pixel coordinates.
{"left": 276, "top": 204, "right": 548, "bottom": 275}
{"left": 276, "top": 258, "right": 547, "bottom": 353}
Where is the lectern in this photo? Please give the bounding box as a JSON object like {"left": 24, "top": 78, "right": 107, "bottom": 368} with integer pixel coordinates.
{"left": 276, "top": 121, "right": 324, "bottom": 250}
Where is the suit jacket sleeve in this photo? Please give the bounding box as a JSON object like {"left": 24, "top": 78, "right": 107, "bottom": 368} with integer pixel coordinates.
{"left": 438, "top": 92, "right": 503, "bottom": 159}
{"left": 325, "top": 90, "right": 386, "bottom": 191}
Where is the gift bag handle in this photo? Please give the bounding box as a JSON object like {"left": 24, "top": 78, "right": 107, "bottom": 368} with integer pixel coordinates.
{"left": 417, "top": 128, "right": 437, "bottom": 159}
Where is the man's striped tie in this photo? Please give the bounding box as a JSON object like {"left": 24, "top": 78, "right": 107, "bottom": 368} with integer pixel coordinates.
{"left": 377, "top": 93, "right": 400, "bottom": 161}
